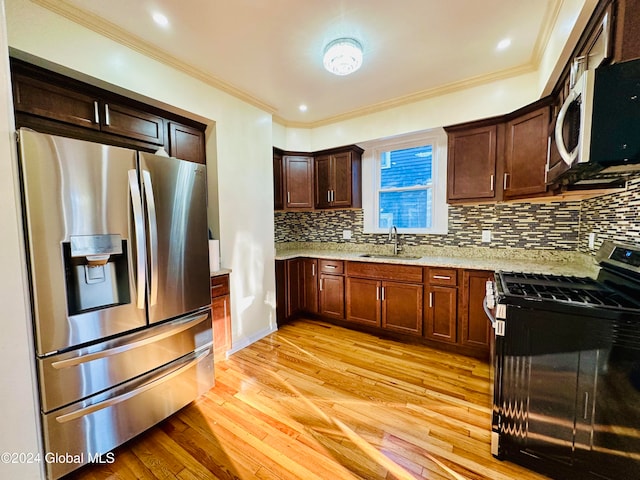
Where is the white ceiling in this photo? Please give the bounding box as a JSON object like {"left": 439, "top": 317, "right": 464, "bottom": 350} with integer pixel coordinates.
{"left": 49, "top": 0, "right": 560, "bottom": 127}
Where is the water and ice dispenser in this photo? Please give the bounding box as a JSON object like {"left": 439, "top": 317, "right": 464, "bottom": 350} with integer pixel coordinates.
{"left": 63, "top": 234, "right": 131, "bottom": 315}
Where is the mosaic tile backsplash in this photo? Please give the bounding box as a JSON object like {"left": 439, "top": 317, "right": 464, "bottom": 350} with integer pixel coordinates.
{"left": 275, "top": 177, "right": 640, "bottom": 255}
{"left": 578, "top": 177, "right": 640, "bottom": 253}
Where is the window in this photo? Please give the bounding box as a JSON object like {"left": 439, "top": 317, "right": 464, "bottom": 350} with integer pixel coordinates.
{"left": 361, "top": 129, "right": 448, "bottom": 235}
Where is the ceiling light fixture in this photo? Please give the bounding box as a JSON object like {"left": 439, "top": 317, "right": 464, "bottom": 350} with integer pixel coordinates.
{"left": 497, "top": 38, "right": 511, "bottom": 50}
{"left": 323, "top": 38, "right": 363, "bottom": 76}
{"left": 152, "top": 12, "right": 169, "bottom": 27}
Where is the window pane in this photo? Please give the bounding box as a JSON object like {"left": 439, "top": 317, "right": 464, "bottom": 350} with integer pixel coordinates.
{"left": 379, "top": 189, "right": 432, "bottom": 229}
{"left": 380, "top": 145, "right": 432, "bottom": 189}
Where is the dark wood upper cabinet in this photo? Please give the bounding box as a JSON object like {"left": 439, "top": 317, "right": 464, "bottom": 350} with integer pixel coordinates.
{"left": 284, "top": 155, "right": 314, "bottom": 208}
{"left": 504, "top": 105, "right": 550, "bottom": 199}
{"left": 168, "top": 122, "right": 206, "bottom": 164}
{"left": 446, "top": 98, "right": 552, "bottom": 203}
{"left": 446, "top": 124, "right": 498, "bottom": 202}
{"left": 10, "top": 58, "right": 206, "bottom": 162}
{"left": 273, "top": 151, "right": 284, "bottom": 211}
{"left": 274, "top": 145, "right": 361, "bottom": 211}
{"left": 100, "top": 101, "right": 165, "bottom": 145}
{"left": 314, "top": 147, "right": 362, "bottom": 209}
{"left": 12, "top": 73, "right": 100, "bottom": 131}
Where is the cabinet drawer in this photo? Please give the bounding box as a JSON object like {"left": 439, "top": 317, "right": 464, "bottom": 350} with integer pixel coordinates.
{"left": 319, "top": 259, "right": 344, "bottom": 275}
{"left": 346, "top": 261, "right": 423, "bottom": 283}
{"left": 427, "top": 268, "right": 458, "bottom": 286}
{"left": 210, "top": 274, "right": 230, "bottom": 298}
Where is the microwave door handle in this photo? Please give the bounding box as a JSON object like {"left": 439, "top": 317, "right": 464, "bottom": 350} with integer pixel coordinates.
{"left": 555, "top": 89, "right": 580, "bottom": 167}
{"left": 128, "top": 170, "right": 146, "bottom": 310}
{"left": 142, "top": 170, "right": 158, "bottom": 307}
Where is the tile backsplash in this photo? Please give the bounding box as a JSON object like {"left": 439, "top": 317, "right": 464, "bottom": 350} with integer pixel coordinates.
{"left": 275, "top": 178, "right": 640, "bottom": 254}
{"left": 578, "top": 177, "right": 640, "bottom": 253}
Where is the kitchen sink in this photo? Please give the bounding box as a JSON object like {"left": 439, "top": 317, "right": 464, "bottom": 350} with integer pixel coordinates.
{"left": 359, "top": 253, "right": 422, "bottom": 260}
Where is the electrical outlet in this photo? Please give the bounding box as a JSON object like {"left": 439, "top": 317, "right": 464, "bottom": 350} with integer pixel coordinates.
{"left": 481, "top": 230, "right": 492, "bottom": 243}
{"left": 588, "top": 232, "right": 596, "bottom": 249}
{"left": 342, "top": 229, "right": 352, "bottom": 240}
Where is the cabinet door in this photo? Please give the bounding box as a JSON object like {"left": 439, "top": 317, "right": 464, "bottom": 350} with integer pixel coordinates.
{"left": 314, "top": 154, "right": 332, "bottom": 208}
{"left": 101, "top": 102, "right": 165, "bottom": 145}
{"left": 168, "top": 122, "right": 205, "bottom": 164}
{"left": 275, "top": 260, "right": 287, "bottom": 325}
{"left": 319, "top": 274, "right": 345, "bottom": 320}
{"left": 447, "top": 125, "right": 497, "bottom": 201}
{"left": 273, "top": 152, "right": 284, "bottom": 210}
{"left": 504, "top": 106, "right": 550, "bottom": 199}
{"left": 284, "top": 156, "right": 313, "bottom": 208}
{"left": 302, "top": 258, "right": 318, "bottom": 314}
{"left": 212, "top": 294, "right": 231, "bottom": 361}
{"left": 346, "top": 277, "right": 380, "bottom": 327}
{"left": 331, "top": 152, "right": 353, "bottom": 207}
{"left": 381, "top": 281, "right": 423, "bottom": 336}
{"left": 460, "top": 270, "right": 492, "bottom": 353}
{"left": 424, "top": 285, "right": 457, "bottom": 343}
{"left": 12, "top": 73, "right": 100, "bottom": 131}
{"left": 286, "top": 259, "right": 302, "bottom": 318}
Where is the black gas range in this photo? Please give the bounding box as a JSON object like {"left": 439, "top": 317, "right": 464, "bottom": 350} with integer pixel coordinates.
{"left": 485, "top": 241, "right": 640, "bottom": 480}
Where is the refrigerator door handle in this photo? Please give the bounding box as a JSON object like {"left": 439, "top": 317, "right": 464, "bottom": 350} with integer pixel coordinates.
{"left": 142, "top": 170, "right": 159, "bottom": 307}
{"left": 50, "top": 312, "right": 209, "bottom": 369}
{"left": 128, "top": 169, "right": 146, "bottom": 310}
{"left": 54, "top": 347, "right": 211, "bottom": 424}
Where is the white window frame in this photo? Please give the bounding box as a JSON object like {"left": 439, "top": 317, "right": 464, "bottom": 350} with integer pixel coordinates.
{"left": 360, "top": 128, "right": 448, "bottom": 235}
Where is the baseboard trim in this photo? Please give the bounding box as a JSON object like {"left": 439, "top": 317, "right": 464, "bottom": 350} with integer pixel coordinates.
{"left": 226, "top": 324, "right": 278, "bottom": 357}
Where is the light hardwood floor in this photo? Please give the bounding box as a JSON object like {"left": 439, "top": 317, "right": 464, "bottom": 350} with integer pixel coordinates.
{"left": 66, "top": 319, "right": 549, "bottom": 480}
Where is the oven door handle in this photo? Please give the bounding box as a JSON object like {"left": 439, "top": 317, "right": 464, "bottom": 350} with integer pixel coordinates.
{"left": 483, "top": 297, "right": 496, "bottom": 326}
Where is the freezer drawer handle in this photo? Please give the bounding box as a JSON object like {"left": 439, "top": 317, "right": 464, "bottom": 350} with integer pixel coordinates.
{"left": 55, "top": 347, "right": 211, "bottom": 424}
{"left": 128, "top": 169, "right": 146, "bottom": 309}
{"left": 50, "top": 313, "right": 209, "bottom": 369}
{"left": 142, "top": 170, "right": 159, "bottom": 306}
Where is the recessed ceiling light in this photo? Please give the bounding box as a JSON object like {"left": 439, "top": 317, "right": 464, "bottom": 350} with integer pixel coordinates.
{"left": 497, "top": 38, "right": 511, "bottom": 51}
{"left": 152, "top": 12, "right": 169, "bottom": 28}
{"left": 299, "top": 104, "right": 308, "bottom": 112}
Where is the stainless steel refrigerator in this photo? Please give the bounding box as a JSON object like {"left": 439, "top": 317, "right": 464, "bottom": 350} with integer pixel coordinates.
{"left": 18, "top": 128, "right": 214, "bottom": 479}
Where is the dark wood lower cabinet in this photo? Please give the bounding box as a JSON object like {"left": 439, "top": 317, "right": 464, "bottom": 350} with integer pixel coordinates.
{"left": 211, "top": 274, "right": 232, "bottom": 362}
{"left": 381, "top": 281, "right": 423, "bottom": 336}
{"left": 319, "top": 273, "right": 344, "bottom": 320}
{"left": 286, "top": 259, "right": 302, "bottom": 318}
{"left": 460, "top": 270, "right": 493, "bottom": 350}
{"left": 424, "top": 285, "right": 458, "bottom": 343}
{"left": 302, "top": 259, "right": 318, "bottom": 314}
{"left": 276, "top": 258, "right": 491, "bottom": 360}
{"left": 345, "top": 277, "right": 381, "bottom": 327}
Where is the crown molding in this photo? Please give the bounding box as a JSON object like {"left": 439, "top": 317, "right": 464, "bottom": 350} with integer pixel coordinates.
{"left": 30, "top": 0, "right": 278, "bottom": 115}
{"left": 32, "top": 0, "right": 558, "bottom": 130}
{"left": 275, "top": 62, "right": 537, "bottom": 129}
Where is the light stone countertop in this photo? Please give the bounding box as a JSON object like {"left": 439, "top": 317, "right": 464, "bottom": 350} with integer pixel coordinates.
{"left": 275, "top": 243, "right": 600, "bottom": 278}
{"left": 210, "top": 268, "right": 232, "bottom": 277}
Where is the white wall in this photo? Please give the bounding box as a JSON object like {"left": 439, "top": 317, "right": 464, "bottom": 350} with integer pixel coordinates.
{"left": 0, "top": 0, "right": 43, "bottom": 477}
{"left": 1, "top": 4, "right": 277, "bottom": 474}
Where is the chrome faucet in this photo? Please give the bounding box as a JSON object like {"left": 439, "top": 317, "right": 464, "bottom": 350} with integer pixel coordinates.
{"left": 389, "top": 225, "right": 402, "bottom": 255}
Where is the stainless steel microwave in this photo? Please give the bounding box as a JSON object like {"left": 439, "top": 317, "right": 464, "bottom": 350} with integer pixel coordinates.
{"left": 554, "top": 58, "right": 640, "bottom": 186}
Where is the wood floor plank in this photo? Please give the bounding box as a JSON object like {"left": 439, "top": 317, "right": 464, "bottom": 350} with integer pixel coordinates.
{"left": 65, "top": 319, "right": 549, "bottom": 480}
